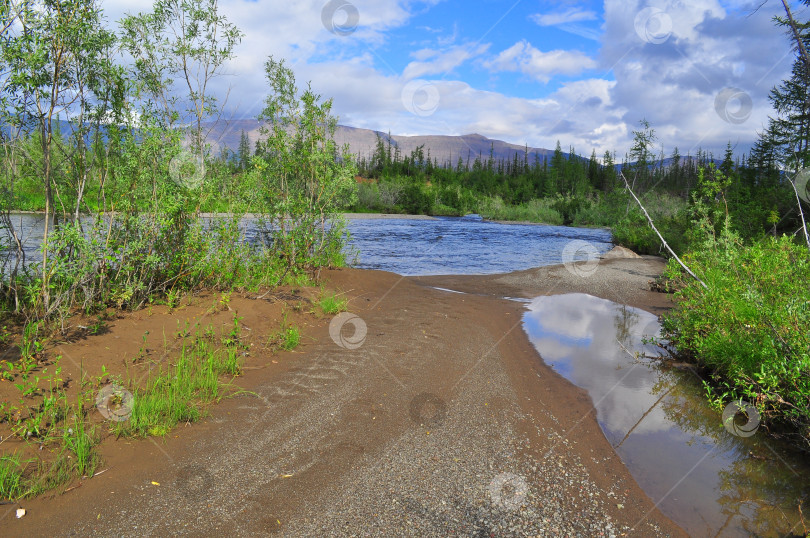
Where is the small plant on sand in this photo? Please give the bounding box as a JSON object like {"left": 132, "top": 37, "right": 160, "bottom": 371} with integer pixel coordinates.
{"left": 61, "top": 405, "right": 100, "bottom": 477}
{"left": 0, "top": 453, "right": 30, "bottom": 500}
{"left": 19, "top": 320, "right": 43, "bottom": 363}
{"left": 280, "top": 326, "right": 300, "bottom": 351}
{"left": 133, "top": 331, "right": 150, "bottom": 363}
{"left": 166, "top": 288, "right": 182, "bottom": 309}
{"left": 266, "top": 311, "right": 301, "bottom": 351}
{"left": 221, "top": 313, "right": 243, "bottom": 348}
{"left": 113, "top": 330, "right": 242, "bottom": 438}
{"left": 319, "top": 292, "right": 347, "bottom": 315}
{"left": 88, "top": 315, "right": 108, "bottom": 335}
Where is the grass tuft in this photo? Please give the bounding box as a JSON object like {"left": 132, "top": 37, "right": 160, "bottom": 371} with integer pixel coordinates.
{"left": 319, "top": 292, "right": 347, "bottom": 315}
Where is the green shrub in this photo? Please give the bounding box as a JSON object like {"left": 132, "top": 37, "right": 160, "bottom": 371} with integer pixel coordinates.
{"left": 477, "top": 196, "right": 564, "bottom": 225}
{"left": 663, "top": 231, "right": 810, "bottom": 449}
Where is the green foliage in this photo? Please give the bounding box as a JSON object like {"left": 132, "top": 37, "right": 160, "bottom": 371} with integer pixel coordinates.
{"left": 319, "top": 292, "right": 347, "bottom": 315}
{"left": 61, "top": 410, "right": 100, "bottom": 477}
{"left": 477, "top": 196, "right": 563, "bottom": 225}
{"left": 266, "top": 310, "right": 301, "bottom": 351}
{"left": 663, "top": 233, "right": 810, "bottom": 448}
{"left": 114, "top": 329, "right": 241, "bottom": 438}
{"left": 251, "top": 57, "right": 357, "bottom": 272}
{"left": 120, "top": 0, "right": 243, "bottom": 144}
{"left": 280, "top": 326, "right": 300, "bottom": 351}
{"left": 0, "top": 453, "right": 29, "bottom": 501}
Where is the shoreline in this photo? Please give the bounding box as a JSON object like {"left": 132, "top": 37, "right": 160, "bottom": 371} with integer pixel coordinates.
{"left": 3, "top": 210, "right": 438, "bottom": 220}
{"left": 3, "top": 258, "right": 683, "bottom": 536}
{"left": 4, "top": 210, "right": 616, "bottom": 230}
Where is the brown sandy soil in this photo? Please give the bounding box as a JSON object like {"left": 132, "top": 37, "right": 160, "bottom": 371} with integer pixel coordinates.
{"left": 1, "top": 257, "right": 685, "bottom": 537}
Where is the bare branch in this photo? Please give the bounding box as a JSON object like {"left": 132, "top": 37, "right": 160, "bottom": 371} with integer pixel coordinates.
{"left": 790, "top": 173, "right": 810, "bottom": 250}
{"left": 780, "top": 0, "right": 810, "bottom": 70}
{"left": 620, "top": 171, "right": 708, "bottom": 289}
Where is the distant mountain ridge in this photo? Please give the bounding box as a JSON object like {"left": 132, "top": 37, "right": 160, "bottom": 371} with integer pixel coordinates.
{"left": 204, "top": 119, "right": 559, "bottom": 165}
{"left": 11, "top": 118, "right": 718, "bottom": 171}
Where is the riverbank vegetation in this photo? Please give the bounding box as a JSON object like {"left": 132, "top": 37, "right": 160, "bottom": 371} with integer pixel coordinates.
{"left": 655, "top": 4, "right": 810, "bottom": 452}
{"left": 0, "top": 0, "right": 354, "bottom": 499}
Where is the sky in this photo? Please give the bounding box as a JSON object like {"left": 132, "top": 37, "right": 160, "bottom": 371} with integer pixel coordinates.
{"left": 101, "top": 0, "right": 804, "bottom": 159}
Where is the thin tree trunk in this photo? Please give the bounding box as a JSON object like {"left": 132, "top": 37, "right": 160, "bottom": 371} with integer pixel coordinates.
{"left": 41, "top": 118, "right": 53, "bottom": 312}
{"left": 781, "top": 0, "right": 810, "bottom": 70}
{"left": 790, "top": 175, "right": 810, "bottom": 250}
{"left": 620, "top": 171, "right": 708, "bottom": 289}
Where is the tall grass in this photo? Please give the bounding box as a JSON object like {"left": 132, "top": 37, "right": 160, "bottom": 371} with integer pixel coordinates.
{"left": 114, "top": 332, "right": 244, "bottom": 438}
{"left": 319, "top": 292, "right": 347, "bottom": 315}
{"left": 61, "top": 407, "right": 100, "bottom": 477}
{"left": 0, "top": 454, "right": 29, "bottom": 500}
{"left": 0, "top": 320, "right": 247, "bottom": 501}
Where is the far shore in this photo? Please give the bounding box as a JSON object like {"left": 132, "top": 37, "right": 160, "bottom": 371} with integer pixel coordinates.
{"left": 5, "top": 210, "right": 438, "bottom": 220}
{"left": 4, "top": 211, "right": 615, "bottom": 229}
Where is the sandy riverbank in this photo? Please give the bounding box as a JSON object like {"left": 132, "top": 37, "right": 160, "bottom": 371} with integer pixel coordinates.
{"left": 3, "top": 256, "right": 683, "bottom": 536}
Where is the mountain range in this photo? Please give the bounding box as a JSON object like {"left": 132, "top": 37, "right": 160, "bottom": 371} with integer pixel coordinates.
{"left": 204, "top": 119, "right": 559, "bottom": 165}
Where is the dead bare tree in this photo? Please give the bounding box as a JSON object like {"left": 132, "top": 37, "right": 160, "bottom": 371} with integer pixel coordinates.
{"left": 620, "top": 171, "right": 708, "bottom": 289}
{"left": 780, "top": 0, "right": 810, "bottom": 69}
{"left": 790, "top": 171, "right": 810, "bottom": 249}
{"left": 779, "top": 1, "right": 810, "bottom": 251}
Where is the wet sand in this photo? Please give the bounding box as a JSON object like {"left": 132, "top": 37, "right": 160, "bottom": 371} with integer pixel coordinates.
{"left": 3, "top": 256, "right": 684, "bottom": 536}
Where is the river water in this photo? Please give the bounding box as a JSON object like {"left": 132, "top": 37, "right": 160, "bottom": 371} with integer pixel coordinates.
{"left": 344, "top": 214, "right": 614, "bottom": 275}
{"left": 2, "top": 213, "right": 614, "bottom": 276}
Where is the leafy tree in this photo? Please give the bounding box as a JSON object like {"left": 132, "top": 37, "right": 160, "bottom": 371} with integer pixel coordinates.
{"left": 120, "top": 0, "right": 243, "bottom": 152}
{"left": 254, "top": 57, "right": 357, "bottom": 269}
{"left": 2, "top": 0, "right": 116, "bottom": 309}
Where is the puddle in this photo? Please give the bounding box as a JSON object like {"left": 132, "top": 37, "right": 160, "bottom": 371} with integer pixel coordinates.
{"left": 522, "top": 293, "right": 810, "bottom": 537}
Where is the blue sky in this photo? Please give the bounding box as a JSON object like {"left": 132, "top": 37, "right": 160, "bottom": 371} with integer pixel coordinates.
{"left": 104, "top": 0, "right": 803, "bottom": 158}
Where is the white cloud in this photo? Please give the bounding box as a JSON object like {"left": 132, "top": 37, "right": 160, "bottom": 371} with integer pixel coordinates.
{"left": 531, "top": 7, "right": 598, "bottom": 27}
{"left": 402, "top": 43, "right": 489, "bottom": 80}
{"left": 598, "top": 0, "right": 791, "bottom": 156}
{"left": 97, "top": 0, "right": 795, "bottom": 158}
{"left": 484, "top": 40, "right": 597, "bottom": 83}
{"left": 557, "top": 23, "right": 601, "bottom": 41}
